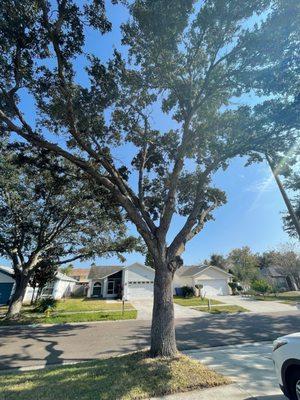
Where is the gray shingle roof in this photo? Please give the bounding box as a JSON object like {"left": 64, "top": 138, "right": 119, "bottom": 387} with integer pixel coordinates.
{"left": 88, "top": 265, "right": 123, "bottom": 280}
{"left": 176, "top": 265, "right": 208, "bottom": 277}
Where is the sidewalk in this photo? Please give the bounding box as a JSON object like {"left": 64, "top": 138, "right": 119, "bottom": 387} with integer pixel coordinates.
{"left": 153, "top": 342, "right": 287, "bottom": 400}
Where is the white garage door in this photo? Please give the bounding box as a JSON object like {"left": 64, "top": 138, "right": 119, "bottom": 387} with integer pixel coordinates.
{"left": 198, "top": 279, "right": 229, "bottom": 296}
{"left": 127, "top": 282, "right": 154, "bottom": 299}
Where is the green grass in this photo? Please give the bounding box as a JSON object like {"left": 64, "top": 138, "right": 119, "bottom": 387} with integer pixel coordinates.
{"left": 0, "top": 351, "right": 230, "bottom": 400}
{"left": 253, "top": 291, "right": 300, "bottom": 304}
{"left": 193, "top": 305, "right": 249, "bottom": 314}
{"left": 0, "top": 310, "right": 137, "bottom": 326}
{"left": 0, "top": 298, "right": 137, "bottom": 325}
{"left": 174, "top": 296, "right": 223, "bottom": 307}
{"left": 56, "top": 298, "right": 134, "bottom": 312}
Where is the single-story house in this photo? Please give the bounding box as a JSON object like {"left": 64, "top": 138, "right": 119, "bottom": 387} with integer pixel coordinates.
{"left": 0, "top": 265, "right": 77, "bottom": 305}
{"left": 87, "top": 262, "right": 232, "bottom": 300}
{"left": 87, "top": 262, "right": 155, "bottom": 300}
{"left": 174, "top": 265, "right": 232, "bottom": 296}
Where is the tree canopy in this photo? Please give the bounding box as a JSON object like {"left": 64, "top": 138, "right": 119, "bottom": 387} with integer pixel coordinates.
{"left": 0, "top": 0, "right": 298, "bottom": 355}
{"left": 0, "top": 145, "right": 139, "bottom": 270}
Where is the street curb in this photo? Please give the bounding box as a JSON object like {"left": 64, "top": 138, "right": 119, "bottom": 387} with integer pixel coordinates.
{"left": 0, "top": 341, "right": 274, "bottom": 374}
{"left": 0, "top": 317, "right": 141, "bottom": 330}
{"left": 184, "top": 340, "right": 273, "bottom": 354}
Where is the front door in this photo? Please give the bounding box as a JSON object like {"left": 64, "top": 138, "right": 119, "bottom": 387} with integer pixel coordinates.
{"left": 92, "top": 282, "right": 102, "bottom": 297}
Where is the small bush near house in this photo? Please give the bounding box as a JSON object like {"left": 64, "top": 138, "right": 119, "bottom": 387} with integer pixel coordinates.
{"left": 181, "top": 286, "right": 195, "bottom": 298}
{"left": 251, "top": 279, "right": 272, "bottom": 297}
{"left": 228, "top": 281, "right": 243, "bottom": 295}
{"left": 34, "top": 298, "right": 58, "bottom": 313}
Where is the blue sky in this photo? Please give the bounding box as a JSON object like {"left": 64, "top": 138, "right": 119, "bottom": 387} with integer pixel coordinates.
{"left": 0, "top": 1, "right": 293, "bottom": 268}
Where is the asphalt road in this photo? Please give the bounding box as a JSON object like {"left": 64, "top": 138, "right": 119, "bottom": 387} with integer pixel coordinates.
{"left": 0, "top": 310, "right": 300, "bottom": 371}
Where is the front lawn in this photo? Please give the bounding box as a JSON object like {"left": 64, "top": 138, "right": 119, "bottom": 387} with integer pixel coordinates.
{"left": 0, "top": 298, "right": 137, "bottom": 326}
{"left": 174, "top": 296, "right": 223, "bottom": 307}
{"left": 0, "top": 310, "right": 137, "bottom": 326}
{"left": 0, "top": 351, "right": 229, "bottom": 400}
{"left": 253, "top": 291, "right": 300, "bottom": 304}
{"left": 56, "top": 298, "right": 134, "bottom": 312}
{"left": 193, "top": 305, "right": 249, "bottom": 314}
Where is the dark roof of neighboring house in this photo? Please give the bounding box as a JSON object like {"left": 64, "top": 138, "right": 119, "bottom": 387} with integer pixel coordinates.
{"left": 260, "top": 266, "right": 285, "bottom": 278}
{"left": 88, "top": 265, "right": 123, "bottom": 280}
{"left": 70, "top": 268, "right": 90, "bottom": 277}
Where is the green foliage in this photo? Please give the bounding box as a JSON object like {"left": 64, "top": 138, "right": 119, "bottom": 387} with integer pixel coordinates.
{"left": 181, "top": 286, "right": 195, "bottom": 298}
{"left": 0, "top": 0, "right": 294, "bottom": 269}
{"left": 228, "top": 247, "right": 260, "bottom": 284}
{"left": 34, "top": 298, "right": 58, "bottom": 313}
{"left": 29, "top": 260, "right": 58, "bottom": 293}
{"left": 0, "top": 145, "right": 140, "bottom": 271}
{"left": 145, "top": 252, "right": 155, "bottom": 269}
{"left": 60, "top": 265, "right": 74, "bottom": 276}
{"left": 209, "top": 254, "right": 228, "bottom": 270}
{"left": 228, "top": 281, "right": 243, "bottom": 295}
{"left": 251, "top": 279, "right": 272, "bottom": 296}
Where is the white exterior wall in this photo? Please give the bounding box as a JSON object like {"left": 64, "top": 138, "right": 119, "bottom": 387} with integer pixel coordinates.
{"left": 173, "top": 267, "right": 231, "bottom": 296}
{"left": 194, "top": 267, "right": 231, "bottom": 296}
{"left": 125, "top": 263, "right": 155, "bottom": 300}
{"left": 52, "top": 279, "right": 76, "bottom": 300}
{"left": 23, "top": 286, "right": 39, "bottom": 304}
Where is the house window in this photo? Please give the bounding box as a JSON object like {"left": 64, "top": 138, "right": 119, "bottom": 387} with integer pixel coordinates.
{"left": 107, "top": 280, "right": 115, "bottom": 294}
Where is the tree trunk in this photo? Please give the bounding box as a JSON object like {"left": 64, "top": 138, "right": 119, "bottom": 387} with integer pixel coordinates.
{"left": 150, "top": 261, "right": 177, "bottom": 357}
{"left": 286, "top": 275, "right": 297, "bottom": 291}
{"left": 266, "top": 154, "right": 300, "bottom": 239}
{"left": 6, "top": 274, "right": 30, "bottom": 319}
{"left": 31, "top": 286, "right": 36, "bottom": 305}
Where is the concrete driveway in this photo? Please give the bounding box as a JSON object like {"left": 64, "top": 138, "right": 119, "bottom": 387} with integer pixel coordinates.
{"left": 131, "top": 299, "right": 203, "bottom": 320}
{"left": 185, "top": 342, "right": 286, "bottom": 399}
{"left": 211, "top": 294, "right": 298, "bottom": 313}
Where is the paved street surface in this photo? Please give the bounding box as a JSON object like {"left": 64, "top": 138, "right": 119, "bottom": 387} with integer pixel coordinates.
{"left": 153, "top": 342, "right": 287, "bottom": 400}
{"left": 0, "top": 310, "right": 300, "bottom": 371}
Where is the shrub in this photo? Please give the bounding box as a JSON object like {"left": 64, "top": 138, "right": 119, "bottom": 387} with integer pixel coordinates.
{"left": 181, "top": 286, "right": 195, "bottom": 298}
{"left": 251, "top": 279, "right": 272, "bottom": 297}
{"left": 34, "top": 298, "right": 58, "bottom": 313}
{"left": 229, "top": 281, "right": 243, "bottom": 295}
{"left": 194, "top": 284, "right": 203, "bottom": 298}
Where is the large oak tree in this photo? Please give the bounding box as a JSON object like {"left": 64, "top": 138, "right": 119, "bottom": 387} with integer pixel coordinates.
{"left": 0, "top": 145, "right": 139, "bottom": 318}
{"left": 0, "top": 0, "right": 297, "bottom": 355}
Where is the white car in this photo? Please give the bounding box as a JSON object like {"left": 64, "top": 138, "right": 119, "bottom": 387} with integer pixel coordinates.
{"left": 272, "top": 333, "right": 300, "bottom": 400}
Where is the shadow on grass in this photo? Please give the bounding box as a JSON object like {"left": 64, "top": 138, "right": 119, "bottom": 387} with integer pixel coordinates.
{"left": 0, "top": 351, "right": 228, "bottom": 400}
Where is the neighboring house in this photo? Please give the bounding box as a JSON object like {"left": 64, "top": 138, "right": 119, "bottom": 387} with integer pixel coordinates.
{"left": 0, "top": 265, "right": 77, "bottom": 305}
{"left": 174, "top": 265, "right": 232, "bottom": 296}
{"left": 40, "top": 272, "right": 77, "bottom": 300}
{"left": 260, "top": 266, "right": 289, "bottom": 290}
{"left": 87, "top": 262, "right": 155, "bottom": 300}
{"left": 69, "top": 268, "right": 90, "bottom": 284}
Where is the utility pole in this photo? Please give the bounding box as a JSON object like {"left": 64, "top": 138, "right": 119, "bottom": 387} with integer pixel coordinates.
{"left": 266, "top": 154, "right": 300, "bottom": 240}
